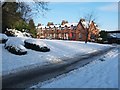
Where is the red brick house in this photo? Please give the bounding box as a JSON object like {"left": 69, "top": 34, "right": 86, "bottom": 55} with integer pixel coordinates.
{"left": 36, "top": 19, "right": 99, "bottom": 42}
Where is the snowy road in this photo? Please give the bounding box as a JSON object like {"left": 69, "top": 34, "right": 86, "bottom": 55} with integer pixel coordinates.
{"left": 29, "top": 46, "right": 118, "bottom": 88}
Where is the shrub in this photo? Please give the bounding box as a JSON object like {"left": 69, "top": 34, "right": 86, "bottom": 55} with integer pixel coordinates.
{"left": 24, "top": 39, "right": 50, "bottom": 52}
{"left": 4, "top": 45, "right": 27, "bottom": 55}
{"left": 4, "top": 38, "right": 27, "bottom": 55}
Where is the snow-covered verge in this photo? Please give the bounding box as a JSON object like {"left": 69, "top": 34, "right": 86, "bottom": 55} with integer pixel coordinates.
{"left": 0, "top": 33, "right": 8, "bottom": 43}
{"left": 35, "top": 48, "right": 118, "bottom": 88}
{"left": 1, "top": 37, "right": 113, "bottom": 76}
{"left": 31, "top": 48, "right": 118, "bottom": 88}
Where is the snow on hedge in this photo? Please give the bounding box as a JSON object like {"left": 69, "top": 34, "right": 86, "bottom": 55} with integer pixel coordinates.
{"left": 22, "top": 32, "right": 32, "bottom": 37}
{"left": 0, "top": 33, "right": 8, "bottom": 43}
{"left": 24, "top": 39, "right": 50, "bottom": 52}
{"left": 25, "top": 39, "right": 47, "bottom": 47}
{"left": 4, "top": 37, "right": 27, "bottom": 55}
{"left": 5, "top": 28, "right": 32, "bottom": 37}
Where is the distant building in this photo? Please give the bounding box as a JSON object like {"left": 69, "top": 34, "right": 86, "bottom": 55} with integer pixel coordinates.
{"left": 106, "top": 31, "right": 120, "bottom": 44}
{"left": 36, "top": 19, "right": 100, "bottom": 42}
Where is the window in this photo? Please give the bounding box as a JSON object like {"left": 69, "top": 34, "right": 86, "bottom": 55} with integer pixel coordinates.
{"left": 72, "top": 33, "right": 75, "bottom": 39}
{"left": 79, "top": 33, "right": 82, "bottom": 39}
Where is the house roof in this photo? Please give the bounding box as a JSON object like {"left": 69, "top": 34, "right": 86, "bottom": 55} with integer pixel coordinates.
{"left": 64, "top": 22, "right": 78, "bottom": 27}
{"left": 37, "top": 25, "right": 46, "bottom": 29}
{"left": 81, "top": 21, "right": 89, "bottom": 28}
{"left": 37, "top": 22, "right": 78, "bottom": 29}
{"left": 37, "top": 19, "right": 100, "bottom": 31}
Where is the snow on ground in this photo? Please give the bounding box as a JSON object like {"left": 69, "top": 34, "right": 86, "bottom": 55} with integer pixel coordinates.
{"left": 0, "top": 33, "right": 8, "bottom": 40}
{"left": 32, "top": 48, "right": 118, "bottom": 88}
{"left": 1, "top": 37, "right": 113, "bottom": 75}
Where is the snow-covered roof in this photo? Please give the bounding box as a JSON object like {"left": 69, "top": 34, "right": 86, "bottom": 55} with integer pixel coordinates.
{"left": 60, "top": 25, "right": 65, "bottom": 28}
{"left": 54, "top": 25, "right": 60, "bottom": 28}
{"left": 71, "top": 22, "right": 78, "bottom": 26}
{"left": 38, "top": 25, "right": 60, "bottom": 29}
{"left": 80, "top": 20, "right": 89, "bottom": 28}
{"left": 64, "top": 22, "right": 78, "bottom": 27}
{"left": 38, "top": 25, "right": 46, "bottom": 29}
{"left": 94, "top": 23, "right": 97, "bottom": 26}
{"left": 46, "top": 26, "right": 50, "bottom": 29}
{"left": 49, "top": 25, "right": 55, "bottom": 28}
{"left": 37, "top": 19, "right": 100, "bottom": 30}
{"left": 93, "top": 23, "right": 100, "bottom": 30}
{"left": 37, "top": 22, "right": 78, "bottom": 30}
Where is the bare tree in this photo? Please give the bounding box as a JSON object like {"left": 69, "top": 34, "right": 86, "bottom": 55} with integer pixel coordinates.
{"left": 2, "top": 0, "right": 49, "bottom": 32}
{"left": 84, "top": 11, "right": 98, "bottom": 43}
{"left": 18, "top": 0, "right": 49, "bottom": 21}
{"left": 2, "top": 0, "right": 49, "bottom": 21}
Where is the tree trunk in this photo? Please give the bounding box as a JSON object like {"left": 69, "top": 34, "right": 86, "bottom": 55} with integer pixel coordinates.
{"left": 85, "top": 29, "right": 89, "bottom": 43}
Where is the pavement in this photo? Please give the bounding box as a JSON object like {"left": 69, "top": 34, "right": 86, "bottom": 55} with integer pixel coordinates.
{"left": 2, "top": 46, "right": 115, "bottom": 88}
